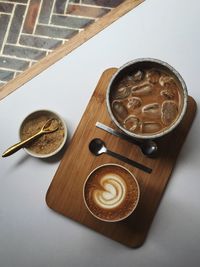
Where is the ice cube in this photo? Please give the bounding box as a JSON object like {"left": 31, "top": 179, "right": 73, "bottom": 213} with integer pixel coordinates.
{"left": 114, "top": 86, "right": 131, "bottom": 99}
{"left": 132, "top": 82, "right": 153, "bottom": 96}
{"left": 161, "top": 100, "right": 178, "bottom": 125}
{"left": 132, "top": 70, "right": 144, "bottom": 82}
{"left": 141, "top": 122, "right": 162, "bottom": 133}
{"left": 127, "top": 97, "right": 142, "bottom": 110}
{"left": 160, "top": 88, "right": 176, "bottom": 99}
{"left": 159, "top": 75, "right": 177, "bottom": 90}
{"left": 123, "top": 115, "right": 139, "bottom": 132}
{"left": 142, "top": 103, "right": 160, "bottom": 118}
{"left": 112, "top": 100, "right": 128, "bottom": 121}
{"left": 146, "top": 69, "right": 160, "bottom": 84}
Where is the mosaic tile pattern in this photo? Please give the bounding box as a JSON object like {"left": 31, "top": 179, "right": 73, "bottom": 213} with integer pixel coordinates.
{"left": 0, "top": 0, "right": 126, "bottom": 87}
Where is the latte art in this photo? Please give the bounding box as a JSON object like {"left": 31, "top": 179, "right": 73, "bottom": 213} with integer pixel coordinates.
{"left": 84, "top": 164, "right": 140, "bottom": 222}
{"left": 93, "top": 174, "right": 126, "bottom": 209}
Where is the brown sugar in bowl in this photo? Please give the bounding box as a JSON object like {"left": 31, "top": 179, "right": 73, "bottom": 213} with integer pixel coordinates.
{"left": 19, "top": 110, "right": 67, "bottom": 158}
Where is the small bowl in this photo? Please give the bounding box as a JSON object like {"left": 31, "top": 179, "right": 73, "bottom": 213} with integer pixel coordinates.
{"left": 83, "top": 163, "right": 140, "bottom": 222}
{"left": 106, "top": 58, "right": 188, "bottom": 140}
{"left": 19, "top": 109, "right": 67, "bottom": 158}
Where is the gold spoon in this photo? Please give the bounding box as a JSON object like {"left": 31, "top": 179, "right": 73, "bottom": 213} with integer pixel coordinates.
{"left": 2, "top": 118, "right": 59, "bottom": 158}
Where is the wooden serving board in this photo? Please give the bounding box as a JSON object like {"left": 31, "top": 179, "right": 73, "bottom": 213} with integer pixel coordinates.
{"left": 46, "top": 68, "right": 197, "bottom": 247}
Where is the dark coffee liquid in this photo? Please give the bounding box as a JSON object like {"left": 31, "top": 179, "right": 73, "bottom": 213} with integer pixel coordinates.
{"left": 84, "top": 165, "right": 139, "bottom": 221}
{"left": 111, "top": 68, "right": 183, "bottom": 135}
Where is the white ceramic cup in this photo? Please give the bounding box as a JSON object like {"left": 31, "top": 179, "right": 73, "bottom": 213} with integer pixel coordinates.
{"left": 19, "top": 109, "right": 67, "bottom": 158}
{"left": 83, "top": 163, "right": 140, "bottom": 222}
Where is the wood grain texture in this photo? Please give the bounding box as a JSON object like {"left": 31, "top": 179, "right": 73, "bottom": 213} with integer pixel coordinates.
{"left": 0, "top": 0, "right": 144, "bottom": 100}
{"left": 46, "top": 68, "right": 197, "bottom": 247}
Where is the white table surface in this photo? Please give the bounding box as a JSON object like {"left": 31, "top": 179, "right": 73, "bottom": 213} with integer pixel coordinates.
{"left": 0, "top": 0, "right": 200, "bottom": 266}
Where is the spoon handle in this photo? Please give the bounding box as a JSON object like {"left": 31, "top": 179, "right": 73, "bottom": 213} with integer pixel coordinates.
{"left": 96, "top": 122, "right": 141, "bottom": 144}
{"left": 2, "top": 131, "right": 43, "bottom": 157}
{"left": 106, "top": 150, "right": 152, "bottom": 174}
{"left": 95, "top": 122, "right": 157, "bottom": 157}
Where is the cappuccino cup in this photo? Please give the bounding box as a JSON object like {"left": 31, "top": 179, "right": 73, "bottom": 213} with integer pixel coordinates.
{"left": 83, "top": 164, "right": 140, "bottom": 222}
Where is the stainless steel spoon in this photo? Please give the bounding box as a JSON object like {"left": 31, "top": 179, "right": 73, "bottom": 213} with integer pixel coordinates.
{"left": 96, "top": 122, "right": 158, "bottom": 157}
{"left": 89, "top": 138, "right": 152, "bottom": 173}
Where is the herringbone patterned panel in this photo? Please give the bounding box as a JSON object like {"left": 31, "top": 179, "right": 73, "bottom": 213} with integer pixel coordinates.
{"left": 0, "top": 1, "right": 145, "bottom": 95}
{"left": 0, "top": 0, "right": 126, "bottom": 87}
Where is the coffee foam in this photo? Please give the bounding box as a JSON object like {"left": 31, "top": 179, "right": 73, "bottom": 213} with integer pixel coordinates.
{"left": 84, "top": 164, "right": 139, "bottom": 222}
{"left": 92, "top": 173, "right": 126, "bottom": 209}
